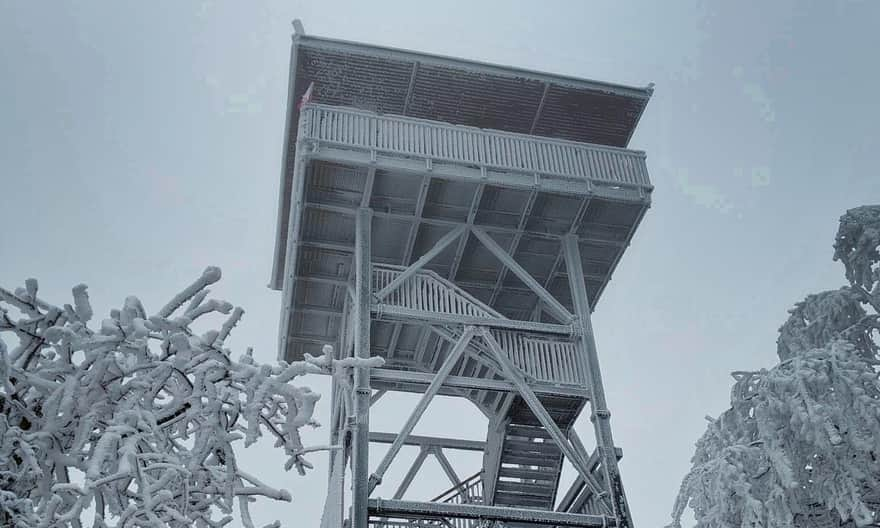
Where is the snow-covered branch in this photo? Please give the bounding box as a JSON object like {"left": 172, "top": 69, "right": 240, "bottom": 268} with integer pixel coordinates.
{"left": 0, "top": 268, "right": 383, "bottom": 528}
{"left": 669, "top": 205, "right": 880, "bottom": 528}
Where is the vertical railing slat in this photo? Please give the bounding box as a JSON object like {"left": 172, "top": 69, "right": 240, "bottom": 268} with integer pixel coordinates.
{"left": 301, "top": 106, "right": 651, "bottom": 228}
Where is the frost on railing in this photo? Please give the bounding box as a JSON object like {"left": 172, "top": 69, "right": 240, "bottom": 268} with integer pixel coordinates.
{"left": 368, "top": 474, "right": 484, "bottom": 528}
{"left": 432, "top": 473, "right": 484, "bottom": 505}
{"left": 372, "top": 265, "right": 503, "bottom": 320}
{"left": 491, "top": 329, "right": 585, "bottom": 386}
{"left": 300, "top": 103, "right": 651, "bottom": 187}
{"left": 371, "top": 265, "right": 585, "bottom": 386}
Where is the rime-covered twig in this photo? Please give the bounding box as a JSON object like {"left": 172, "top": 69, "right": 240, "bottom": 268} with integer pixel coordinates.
{"left": 670, "top": 205, "right": 880, "bottom": 528}
{"left": 0, "top": 268, "right": 383, "bottom": 528}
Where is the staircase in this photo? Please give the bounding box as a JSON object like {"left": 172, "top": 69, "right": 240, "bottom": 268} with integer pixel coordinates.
{"left": 371, "top": 264, "right": 595, "bottom": 521}
{"left": 494, "top": 423, "right": 562, "bottom": 509}
{"left": 491, "top": 395, "right": 585, "bottom": 512}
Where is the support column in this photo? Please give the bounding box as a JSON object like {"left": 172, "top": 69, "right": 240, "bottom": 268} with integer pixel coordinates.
{"left": 562, "top": 234, "right": 632, "bottom": 527}
{"left": 352, "top": 207, "right": 373, "bottom": 528}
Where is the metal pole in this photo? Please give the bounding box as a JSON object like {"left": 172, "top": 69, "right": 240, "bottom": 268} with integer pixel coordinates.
{"left": 562, "top": 234, "right": 632, "bottom": 527}
{"left": 351, "top": 207, "right": 373, "bottom": 528}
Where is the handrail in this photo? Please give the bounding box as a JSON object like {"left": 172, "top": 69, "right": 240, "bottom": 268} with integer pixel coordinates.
{"left": 490, "top": 329, "right": 585, "bottom": 386}
{"left": 304, "top": 103, "right": 645, "bottom": 156}
{"left": 373, "top": 264, "right": 505, "bottom": 320}
{"left": 300, "top": 103, "right": 651, "bottom": 188}
{"left": 431, "top": 472, "right": 483, "bottom": 504}
{"left": 372, "top": 265, "right": 586, "bottom": 386}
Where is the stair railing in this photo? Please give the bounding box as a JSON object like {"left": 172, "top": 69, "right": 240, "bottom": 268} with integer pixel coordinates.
{"left": 373, "top": 264, "right": 504, "bottom": 319}
{"left": 430, "top": 472, "right": 484, "bottom": 505}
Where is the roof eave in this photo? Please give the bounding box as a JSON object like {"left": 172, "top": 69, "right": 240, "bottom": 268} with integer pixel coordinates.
{"left": 269, "top": 33, "right": 303, "bottom": 292}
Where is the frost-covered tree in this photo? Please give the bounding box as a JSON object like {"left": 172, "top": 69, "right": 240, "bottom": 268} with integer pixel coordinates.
{"left": 668, "top": 205, "right": 880, "bottom": 528}
{"left": 0, "top": 267, "right": 381, "bottom": 528}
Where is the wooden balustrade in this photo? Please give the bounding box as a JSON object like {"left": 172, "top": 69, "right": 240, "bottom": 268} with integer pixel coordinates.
{"left": 372, "top": 265, "right": 502, "bottom": 319}
{"left": 300, "top": 103, "right": 651, "bottom": 188}
{"left": 491, "top": 329, "right": 585, "bottom": 386}
{"left": 371, "top": 265, "right": 587, "bottom": 387}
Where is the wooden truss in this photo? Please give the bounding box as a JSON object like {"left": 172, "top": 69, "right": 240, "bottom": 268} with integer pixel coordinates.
{"left": 314, "top": 206, "right": 634, "bottom": 528}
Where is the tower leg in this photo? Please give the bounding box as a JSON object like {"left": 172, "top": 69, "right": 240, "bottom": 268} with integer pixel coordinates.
{"left": 562, "top": 234, "right": 633, "bottom": 527}
{"left": 351, "top": 207, "right": 373, "bottom": 528}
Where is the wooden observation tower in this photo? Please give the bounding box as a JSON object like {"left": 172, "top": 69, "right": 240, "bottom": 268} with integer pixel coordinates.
{"left": 270, "top": 22, "right": 653, "bottom": 528}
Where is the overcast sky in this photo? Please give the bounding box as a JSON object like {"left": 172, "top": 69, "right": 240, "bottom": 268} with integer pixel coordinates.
{"left": 2, "top": 1, "right": 878, "bottom": 526}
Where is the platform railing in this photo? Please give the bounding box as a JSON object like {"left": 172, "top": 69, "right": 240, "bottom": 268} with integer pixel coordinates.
{"left": 371, "top": 265, "right": 586, "bottom": 387}
{"left": 300, "top": 103, "right": 651, "bottom": 188}
{"left": 491, "top": 329, "right": 585, "bottom": 386}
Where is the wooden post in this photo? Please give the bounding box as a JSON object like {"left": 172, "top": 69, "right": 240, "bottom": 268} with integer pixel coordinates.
{"left": 562, "top": 234, "right": 632, "bottom": 527}
{"left": 351, "top": 207, "right": 372, "bottom": 528}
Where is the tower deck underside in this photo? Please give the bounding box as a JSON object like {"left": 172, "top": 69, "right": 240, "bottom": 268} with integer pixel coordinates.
{"left": 279, "top": 105, "right": 652, "bottom": 364}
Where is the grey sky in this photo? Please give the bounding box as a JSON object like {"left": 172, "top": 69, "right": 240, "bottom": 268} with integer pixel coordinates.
{"left": 1, "top": 1, "right": 878, "bottom": 526}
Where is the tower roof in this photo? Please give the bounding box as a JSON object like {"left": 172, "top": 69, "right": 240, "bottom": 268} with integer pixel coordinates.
{"left": 271, "top": 30, "right": 654, "bottom": 293}
{"left": 285, "top": 33, "right": 653, "bottom": 148}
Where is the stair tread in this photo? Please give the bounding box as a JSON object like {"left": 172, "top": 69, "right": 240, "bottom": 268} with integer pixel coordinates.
{"left": 502, "top": 439, "right": 561, "bottom": 456}
{"left": 493, "top": 491, "right": 553, "bottom": 509}
{"left": 498, "top": 466, "right": 558, "bottom": 480}
{"left": 506, "top": 424, "right": 553, "bottom": 439}
{"left": 495, "top": 480, "right": 556, "bottom": 497}
{"left": 499, "top": 453, "right": 563, "bottom": 467}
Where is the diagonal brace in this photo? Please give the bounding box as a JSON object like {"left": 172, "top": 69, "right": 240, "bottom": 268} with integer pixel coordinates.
{"left": 368, "top": 326, "right": 477, "bottom": 493}
{"left": 376, "top": 225, "right": 466, "bottom": 301}
{"left": 392, "top": 447, "right": 429, "bottom": 499}
{"left": 369, "top": 390, "right": 387, "bottom": 407}
{"left": 479, "top": 328, "right": 613, "bottom": 514}
{"left": 432, "top": 448, "right": 463, "bottom": 491}
{"left": 470, "top": 226, "right": 573, "bottom": 323}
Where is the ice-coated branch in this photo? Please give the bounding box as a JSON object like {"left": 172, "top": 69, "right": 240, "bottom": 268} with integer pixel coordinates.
{"left": 0, "top": 268, "right": 382, "bottom": 528}
{"left": 669, "top": 205, "right": 880, "bottom": 528}
{"left": 834, "top": 205, "right": 880, "bottom": 309}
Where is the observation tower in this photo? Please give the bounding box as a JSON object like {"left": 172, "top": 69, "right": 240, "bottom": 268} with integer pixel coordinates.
{"left": 270, "top": 22, "right": 653, "bottom": 528}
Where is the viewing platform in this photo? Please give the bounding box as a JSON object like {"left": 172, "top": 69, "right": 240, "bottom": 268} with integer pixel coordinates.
{"left": 273, "top": 104, "right": 653, "bottom": 364}
{"left": 297, "top": 103, "right": 652, "bottom": 198}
